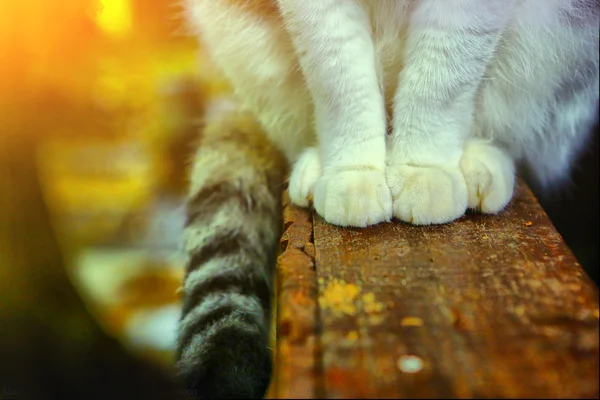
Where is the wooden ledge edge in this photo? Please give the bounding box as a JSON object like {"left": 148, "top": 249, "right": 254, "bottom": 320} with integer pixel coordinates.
{"left": 273, "top": 191, "right": 321, "bottom": 399}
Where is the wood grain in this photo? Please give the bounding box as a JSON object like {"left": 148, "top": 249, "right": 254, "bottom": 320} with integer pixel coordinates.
{"left": 274, "top": 178, "right": 599, "bottom": 399}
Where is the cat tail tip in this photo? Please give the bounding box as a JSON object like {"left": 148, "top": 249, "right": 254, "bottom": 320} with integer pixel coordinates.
{"left": 176, "top": 310, "right": 273, "bottom": 399}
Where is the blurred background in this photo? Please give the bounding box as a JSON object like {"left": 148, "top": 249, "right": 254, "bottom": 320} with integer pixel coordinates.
{"left": 0, "top": 0, "right": 597, "bottom": 398}
{"left": 0, "top": 0, "right": 232, "bottom": 398}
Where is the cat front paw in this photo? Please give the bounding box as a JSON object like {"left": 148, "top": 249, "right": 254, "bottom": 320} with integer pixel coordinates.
{"left": 289, "top": 147, "right": 322, "bottom": 207}
{"left": 313, "top": 168, "right": 392, "bottom": 227}
{"left": 460, "top": 141, "right": 515, "bottom": 214}
{"left": 386, "top": 164, "right": 468, "bottom": 225}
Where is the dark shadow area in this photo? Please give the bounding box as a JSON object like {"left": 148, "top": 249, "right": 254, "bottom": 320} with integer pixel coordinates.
{"left": 529, "top": 122, "right": 599, "bottom": 286}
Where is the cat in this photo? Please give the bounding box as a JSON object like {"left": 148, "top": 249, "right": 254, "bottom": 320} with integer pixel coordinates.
{"left": 176, "top": 0, "right": 599, "bottom": 397}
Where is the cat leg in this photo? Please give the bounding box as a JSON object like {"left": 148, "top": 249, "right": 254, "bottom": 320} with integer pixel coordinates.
{"left": 469, "top": 0, "right": 599, "bottom": 197}
{"left": 279, "top": 0, "right": 391, "bottom": 227}
{"left": 387, "top": 0, "right": 511, "bottom": 225}
{"left": 186, "top": 0, "right": 316, "bottom": 164}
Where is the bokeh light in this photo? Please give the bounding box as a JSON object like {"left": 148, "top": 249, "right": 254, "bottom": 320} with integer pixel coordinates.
{"left": 0, "top": 0, "right": 228, "bottom": 378}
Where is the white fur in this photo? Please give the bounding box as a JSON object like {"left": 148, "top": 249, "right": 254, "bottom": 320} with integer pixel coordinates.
{"left": 186, "top": 0, "right": 599, "bottom": 226}
{"left": 460, "top": 140, "right": 516, "bottom": 213}
{"left": 288, "top": 147, "right": 321, "bottom": 208}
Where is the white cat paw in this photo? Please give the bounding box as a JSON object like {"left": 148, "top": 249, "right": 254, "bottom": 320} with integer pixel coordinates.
{"left": 386, "top": 164, "right": 468, "bottom": 225}
{"left": 289, "top": 147, "right": 322, "bottom": 207}
{"left": 313, "top": 168, "right": 392, "bottom": 227}
{"left": 460, "top": 141, "right": 515, "bottom": 214}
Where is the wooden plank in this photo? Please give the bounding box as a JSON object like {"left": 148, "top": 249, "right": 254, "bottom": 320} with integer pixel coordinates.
{"left": 275, "top": 178, "right": 599, "bottom": 399}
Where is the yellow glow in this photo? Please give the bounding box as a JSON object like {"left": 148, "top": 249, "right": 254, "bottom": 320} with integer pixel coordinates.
{"left": 96, "top": 0, "right": 132, "bottom": 38}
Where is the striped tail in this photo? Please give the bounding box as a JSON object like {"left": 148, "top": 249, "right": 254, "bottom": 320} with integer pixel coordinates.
{"left": 176, "top": 110, "right": 287, "bottom": 399}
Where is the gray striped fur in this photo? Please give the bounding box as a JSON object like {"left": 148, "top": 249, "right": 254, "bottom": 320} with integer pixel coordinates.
{"left": 175, "top": 111, "right": 287, "bottom": 399}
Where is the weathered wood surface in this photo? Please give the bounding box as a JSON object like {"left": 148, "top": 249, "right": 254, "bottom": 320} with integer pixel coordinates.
{"left": 274, "top": 190, "right": 321, "bottom": 398}
{"left": 274, "top": 179, "right": 599, "bottom": 399}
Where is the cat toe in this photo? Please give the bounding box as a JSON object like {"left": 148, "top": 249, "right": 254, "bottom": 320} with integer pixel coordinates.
{"left": 289, "top": 147, "right": 322, "bottom": 207}
{"left": 460, "top": 141, "right": 515, "bottom": 214}
{"left": 313, "top": 168, "right": 392, "bottom": 227}
{"left": 386, "top": 164, "right": 468, "bottom": 225}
